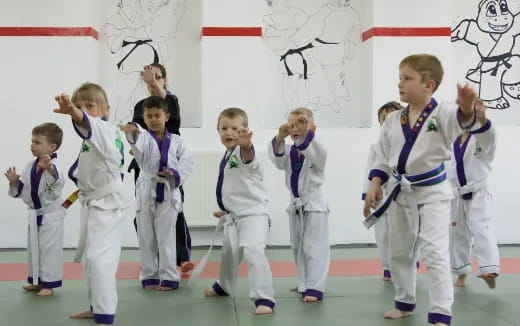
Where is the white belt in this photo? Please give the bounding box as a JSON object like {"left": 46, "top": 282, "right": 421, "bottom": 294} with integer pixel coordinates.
{"left": 74, "top": 179, "right": 122, "bottom": 263}
{"left": 188, "top": 213, "right": 239, "bottom": 296}
{"left": 139, "top": 171, "right": 171, "bottom": 201}
{"left": 27, "top": 199, "right": 64, "bottom": 285}
{"left": 287, "top": 190, "right": 322, "bottom": 292}
{"left": 453, "top": 179, "right": 487, "bottom": 198}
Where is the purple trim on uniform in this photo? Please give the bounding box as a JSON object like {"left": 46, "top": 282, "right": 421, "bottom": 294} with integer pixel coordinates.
{"left": 30, "top": 158, "right": 44, "bottom": 226}
{"left": 406, "top": 163, "right": 445, "bottom": 182}
{"left": 141, "top": 278, "right": 160, "bottom": 288}
{"left": 255, "top": 298, "right": 276, "bottom": 309}
{"left": 416, "top": 261, "right": 420, "bottom": 269}
{"left": 361, "top": 193, "right": 366, "bottom": 200}
{"left": 94, "top": 313, "right": 115, "bottom": 325}
{"left": 68, "top": 158, "right": 79, "bottom": 185}
{"left": 212, "top": 281, "right": 229, "bottom": 296}
{"left": 368, "top": 169, "right": 389, "bottom": 184}
{"left": 453, "top": 135, "right": 471, "bottom": 199}
{"left": 240, "top": 145, "right": 255, "bottom": 164}
{"left": 90, "top": 305, "right": 93, "bottom": 312}
{"left": 290, "top": 145, "right": 305, "bottom": 197}
{"left": 271, "top": 137, "right": 285, "bottom": 157}
{"left": 148, "top": 130, "right": 171, "bottom": 203}
{"left": 397, "top": 99, "right": 437, "bottom": 174}
{"left": 428, "top": 312, "right": 451, "bottom": 325}
{"left": 41, "top": 280, "right": 62, "bottom": 289}
{"left": 303, "top": 289, "right": 323, "bottom": 300}
{"left": 160, "top": 280, "right": 179, "bottom": 289}
{"left": 295, "top": 129, "right": 315, "bottom": 151}
{"left": 183, "top": 220, "right": 191, "bottom": 259}
{"left": 216, "top": 151, "right": 232, "bottom": 212}
{"left": 72, "top": 111, "right": 92, "bottom": 140}
{"left": 395, "top": 300, "right": 415, "bottom": 312}
{"left": 27, "top": 277, "right": 40, "bottom": 284}
{"left": 14, "top": 181, "right": 24, "bottom": 197}
{"left": 383, "top": 269, "right": 391, "bottom": 278}
{"left": 470, "top": 119, "right": 492, "bottom": 134}
{"left": 457, "top": 106, "right": 477, "bottom": 130}
{"left": 168, "top": 168, "right": 181, "bottom": 188}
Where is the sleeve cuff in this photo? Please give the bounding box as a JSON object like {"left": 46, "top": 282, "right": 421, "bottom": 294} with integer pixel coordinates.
{"left": 361, "top": 193, "right": 366, "bottom": 201}
{"left": 72, "top": 111, "right": 92, "bottom": 139}
{"left": 295, "top": 129, "right": 315, "bottom": 151}
{"left": 240, "top": 145, "right": 255, "bottom": 164}
{"left": 369, "top": 169, "right": 389, "bottom": 184}
{"left": 271, "top": 137, "right": 285, "bottom": 157}
{"left": 457, "top": 106, "right": 477, "bottom": 130}
{"left": 168, "top": 168, "right": 181, "bottom": 187}
{"left": 470, "top": 119, "right": 492, "bottom": 134}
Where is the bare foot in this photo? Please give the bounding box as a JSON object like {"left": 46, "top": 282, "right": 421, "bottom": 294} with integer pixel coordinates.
{"left": 36, "top": 288, "right": 53, "bottom": 296}
{"left": 289, "top": 287, "right": 298, "bottom": 292}
{"left": 434, "top": 323, "right": 449, "bottom": 326}
{"left": 143, "top": 284, "right": 159, "bottom": 290}
{"left": 204, "top": 287, "right": 217, "bottom": 297}
{"left": 157, "top": 286, "right": 175, "bottom": 291}
{"left": 383, "top": 276, "right": 392, "bottom": 281}
{"left": 454, "top": 274, "right": 467, "bottom": 288}
{"left": 255, "top": 305, "right": 273, "bottom": 315}
{"left": 70, "top": 310, "right": 94, "bottom": 319}
{"left": 383, "top": 309, "right": 413, "bottom": 319}
{"left": 22, "top": 284, "right": 42, "bottom": 292}
{"left": 479, "top": 273, "right": 498, "bottom": 289}
{"left": 303, "top": 296, "right": 319, "bottom": 302}
{"left": 180, "top": 261, "right": 194, "bottom": 273}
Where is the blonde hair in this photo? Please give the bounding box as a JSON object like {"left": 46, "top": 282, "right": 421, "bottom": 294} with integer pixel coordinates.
{"left": 399, "top": 54, "right": 444, "bottom": 92}
{"left": 71, "top": 83, "right": 110, "bottom": 117}
{"left": 289, "top": 107, "right": 315, "bottom": 125}
{"left": 32, "top": 122, "right": 63, "bottom": 149}
{"left": 217, "top": 107, "right": 248, "bottom": 129}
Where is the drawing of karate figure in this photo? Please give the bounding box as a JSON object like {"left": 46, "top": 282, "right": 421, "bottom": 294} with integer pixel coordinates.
{"left": 264, "top": 0, "right": 360, "bottom": 113}
{"left": 104, "top": 0, "right": 186, "bottom": 121}
{"left": 452, "top": 0, "right": 520, "bottom": 109}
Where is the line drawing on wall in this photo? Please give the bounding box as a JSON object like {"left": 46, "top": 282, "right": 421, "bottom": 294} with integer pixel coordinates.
{"left": 103, "top": 0, "right": 187, "bottom": 123}
{"left": 263, "top": 0, "right": 361, "bottom": 121}
{"left": 451, "top": 0, "right": 520, "bottom": 110}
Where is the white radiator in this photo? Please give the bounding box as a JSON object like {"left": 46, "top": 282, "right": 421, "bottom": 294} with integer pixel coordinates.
{"left": 182, "top": 151, "right": 222, "bottom": 226}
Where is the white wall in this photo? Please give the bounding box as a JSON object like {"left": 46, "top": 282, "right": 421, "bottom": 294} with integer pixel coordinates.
{"left": 1, "top": 0, "right": 519, "bottom": 248}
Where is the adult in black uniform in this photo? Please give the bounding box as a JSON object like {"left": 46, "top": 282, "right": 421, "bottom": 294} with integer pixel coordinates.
{"left": 129, "top": 63, "right": 193, "bottom": 273}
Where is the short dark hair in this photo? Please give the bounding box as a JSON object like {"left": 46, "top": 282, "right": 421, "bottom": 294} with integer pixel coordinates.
{"left": 32, "top": 122, "right": 63, "bottom": 149}
{"left": 377, "top": 101, "right": 403, "bottom": 123}
{"left": 142, "top": 96, "right": 169, "bottom": 114}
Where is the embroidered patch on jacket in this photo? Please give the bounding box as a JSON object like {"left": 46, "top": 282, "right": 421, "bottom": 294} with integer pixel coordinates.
{"left": 81, "top": 142, "right": 92, "bottom": 152}
{"left": 228, "top": 154, "right": 239, "bottom": 169}
{"left": 426, "top": 117, "right": 439, "bottom": 132}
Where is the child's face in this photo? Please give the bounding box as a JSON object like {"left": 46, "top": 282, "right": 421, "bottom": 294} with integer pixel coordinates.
{"left": 398, "top": 65, "right": 431, "bottom": 105}
{"left": 74, "top": 100, "right": 104, "bottom": 118}
{"left": 31, "top": 134, "right": 56, "bottom": 158}
{"left": 143, "top": 107, "right": 169, "bottom": 133}
{"left": 287, "top": 113, "right": 311, "bottom": 141}
{"left": 218, "top": 116, "right": 245, "bottom": 151}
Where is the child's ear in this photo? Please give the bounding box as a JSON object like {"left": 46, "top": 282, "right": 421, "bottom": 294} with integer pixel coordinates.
{"left": 49, "top": 143, "right": 58, "bottom": 152}
{"left": 310, "top": 124, "right": 317, "bottom": 132}
{"left": 165, "top": 113, "right": 170, "bottom": 121}
{"left": 425, "top": 80, "right": 436, "bottom": 92}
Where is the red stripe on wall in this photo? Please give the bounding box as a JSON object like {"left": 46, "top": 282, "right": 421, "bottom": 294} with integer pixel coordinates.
{"left": 0, "top": 27, "right": 98, "bottom": 40}
{"left": 362, "top": 27, "right": 451, "bottom": 42}
{"left": 201, "top": 27, "right": 262, "bottom": 37}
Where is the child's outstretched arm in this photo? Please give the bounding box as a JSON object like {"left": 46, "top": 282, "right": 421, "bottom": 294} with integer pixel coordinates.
{"left": 294, "top": 115, "right": 326, "bottom": 171}
{"left": 5, "top": 167, "right": 22, "bottom": 197}
{"left": 53, "top": 93, "right": 87, "bottom": 128}
{"left": 457, "top": 83, "right": 477, "bottom": 124}
{"left": 236, "top": 127, "right": 254, "bottom": 162}
{"left": 471, "top": 98, "right": 497, "bottom": 161}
